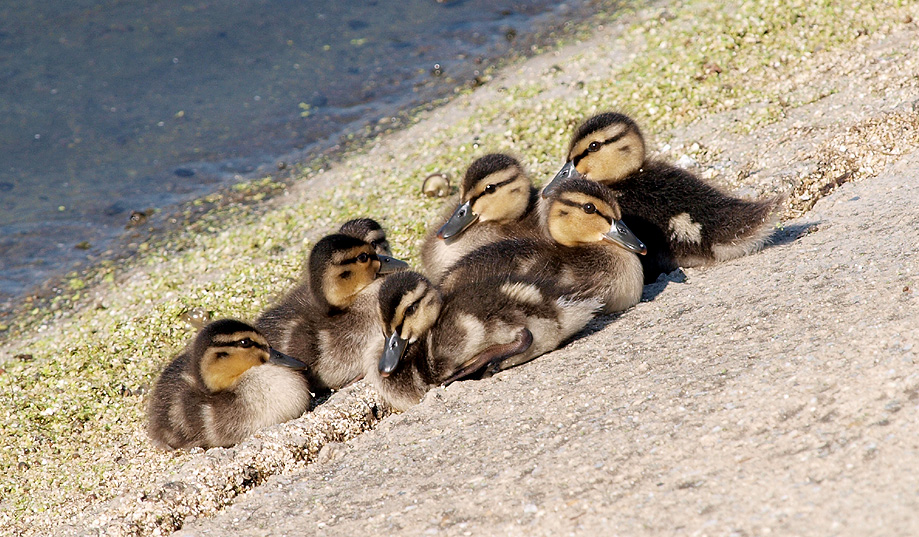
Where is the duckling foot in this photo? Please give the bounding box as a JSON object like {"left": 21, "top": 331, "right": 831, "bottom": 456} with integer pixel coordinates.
{"left": 442, "top": 328, "right": 534, "bottom": 385}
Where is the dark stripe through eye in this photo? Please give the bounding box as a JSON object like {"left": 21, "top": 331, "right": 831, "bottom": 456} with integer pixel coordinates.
{"left": 572, "top": 128, "right": 631, "bottom": 166}
{"left": 469, "top": 173, "right": 519, "bottom": 203}
{"left": 556, "top": 198, "right": 612, "bottom": 224}
{"left": 341, "top": 251, "right": 379, "bottom": 265}
{"left": 235, "top": 338, "right": 268, "bottom": 352}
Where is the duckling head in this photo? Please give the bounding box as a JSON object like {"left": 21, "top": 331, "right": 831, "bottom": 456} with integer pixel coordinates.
{"left": 545, "top": 179, "right": 647, "bottom": 254}
{"left": 309, "top": 234, "right": 405, "bottom": 313}
{"left": 377, "top": 271, "right": 442, "bottom": 377}
{"left": 339, "top": 218, "right": 409, "bottom": 273}
{"left": 339, "top": 218, "right": 392, "bottom": 256}
{"left": 437, "top": 153, "right": 532, "bottom": 239}
{"left": 195, "top": 319, "right": 308, "bottom": 393}
{"left": 543, "top": 112, "right": 645, "bottom": 196}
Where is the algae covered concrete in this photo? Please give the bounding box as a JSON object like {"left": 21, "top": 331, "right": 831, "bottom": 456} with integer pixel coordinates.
{"left": 2, "top": 0, "right": 918, "bottom": 535}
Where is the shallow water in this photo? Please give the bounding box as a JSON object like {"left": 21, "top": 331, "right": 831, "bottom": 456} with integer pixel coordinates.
{"left": 0, "top": 0, "right": 601, "bottom": 310}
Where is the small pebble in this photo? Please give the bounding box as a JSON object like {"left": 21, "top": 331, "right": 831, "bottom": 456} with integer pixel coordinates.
{"left": 126, "top": 210, "right": 148, "bottom": 228}
{"left": 180, "top": 307, "right": 211, "bottom": 330}
{"left": 421, "top": 174, "right": 451, "bottom": 197}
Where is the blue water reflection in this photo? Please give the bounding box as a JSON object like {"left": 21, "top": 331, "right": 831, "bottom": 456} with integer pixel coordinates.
{"left": 0, "top": 0, "right": 597, "bottom": 305}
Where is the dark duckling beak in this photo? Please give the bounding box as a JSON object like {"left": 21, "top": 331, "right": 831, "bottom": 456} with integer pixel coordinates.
{"left": 436, "top": 199, "right": 478, "bottom": 240}
{"left": 603, "top": 219, "right": 647, "bottom": 255}
{"left": 541, "top": 161, "right": 584, "bottom": 198}
{"left": 377, "top": 254, "right": 409, "bottom": 274}
{"left": 379, "top": 331, "right": 408, "bottom": 377}
{"left": 268, "top": 348, "right": 310, "bottom": 370}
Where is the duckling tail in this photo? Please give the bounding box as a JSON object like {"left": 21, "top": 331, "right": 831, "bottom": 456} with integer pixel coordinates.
{"left": 711, "top": 193, "right": 786, "bottom": 262}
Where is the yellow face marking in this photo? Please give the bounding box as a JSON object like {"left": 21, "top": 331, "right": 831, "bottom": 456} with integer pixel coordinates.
{"left": 201, "top": 346, "right": 268, "bottom": 392}
{"left": 467, "top": 167, "right": 530, "bottom": 223}
{"left": 570, "top": 124, "right": 645, "bottom": 184}
{"left": 322, "top": 244, "right": 381, "bottom": 308}
{"left": 394, "top": 282, "right": 441, "bottom": 342}
{"left": 569, "top": 123, "right": 631, "bottom": 161}
{"left": 547, "top": 192, "right": 619, "bottom": 247}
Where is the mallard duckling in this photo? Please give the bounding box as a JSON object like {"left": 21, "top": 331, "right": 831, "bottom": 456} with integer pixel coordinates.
{"left": 147, "top": 319, "right": 311, "bottom": 450}
{"left": 441, "top": 179, "right": 645, "bottom": 314}
{"left": 370, "top": 271, "right": 601, "bottom": 411}
{"left": 256, "top": 233, "right": 405, "bottom": 391}
{"left": 544, "top": 112, "right": 784, "bottom": 282}
{"left": 420, "top": 153, "right": 540, "bottom": 283}
{"left": 339, "top": 217, "right": 393, "bottom": 257}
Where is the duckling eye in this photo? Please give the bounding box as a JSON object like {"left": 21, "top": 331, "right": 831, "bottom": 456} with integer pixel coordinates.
{"left": 237, "top": 338, "right": 254, "bottom": 348}
{"left": 370, "top": 239, "right": 383, "bottom": 249}
{"left": 588, "top": 141, "right": 601, "bottom": 152}
{"left": 484, "top": 184, "right": 497, "bottom": 194}
{"left": 357, "top": 252, "right": 370, "bottom": 263}
{"left": 405, "top": 302, "right": 418, "bottom": 316}
{"left": 583, "top": 203, "right": 597, "bottom": 214}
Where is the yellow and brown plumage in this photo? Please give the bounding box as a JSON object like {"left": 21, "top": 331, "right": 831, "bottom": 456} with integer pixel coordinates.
{"left": 369, "top": 270, "right": 601, "bottom": 411}
{"left": 545, "top": 112, "right": 784, "bottom": 283}
{"left": 146, "top": 319, "right": 311, "bottom": 450}
{"left": 441, "top": 178, "right": 646, "bottom": 315}
{"left": 256, "top": 233, "right": 405, "bottom": 392}
{"left": 421, "top": 154, "right": 540, "bottom": 283}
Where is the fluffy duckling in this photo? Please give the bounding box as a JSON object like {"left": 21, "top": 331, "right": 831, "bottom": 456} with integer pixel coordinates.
{"left": 441, "top": 179, "right": 646, "bottom": 314}
{"left": 370, "top": 271, "right": 601, "bottom": 411}
{"left": 339, "top": 217, "right": 393, "bottom": 257}
{"left": 256, "top": 233, "right": 405, "bottom": 391}
{"left": 147, "top": 319, "right": 311, "bottom": 450}
{"left": 421, "top": 153, "right": 540, "bottom": 283}
{"left": 544, "top": 112, "right": 784, "bottom": 282}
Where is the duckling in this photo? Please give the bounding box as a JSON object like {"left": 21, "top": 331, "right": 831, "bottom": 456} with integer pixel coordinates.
{"left": 339, "top": 217, "right": 393, "bottom": 257}
{"left": 370, "top": 271, "right": 601, "bottom": 411}
{"left": 339, "top": 217, "right": 409, "bottom": 275}
{"left": 420, "top": 153, "right": 540, "bottom": 283}
{"left": 147, "top": 318, "right": 311, "bottom": 450}
{"left": 544, "top": 112, "right": 784, "bottom": 282}
{"left": 256, "top": 233, "right": 405, "bottom": 391}
{"left": 441, "top": 178, "right": 646, "bottom": 315}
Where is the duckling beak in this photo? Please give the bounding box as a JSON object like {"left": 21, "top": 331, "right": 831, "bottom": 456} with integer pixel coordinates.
{"left": 377, "top": 255, "right": 409, "bottom": 274}
{"left": 603, "top": 219, "right": 647, "bottom": 255}
{"left": 436, "top": 199, "right": 478, "bottom": 240}
{"left": 379, "top": 331, "right": 408, "bottom": 377}
{"left": 267, "top": 348, "right": 310, "bottom": 370}
{"left": 542, "top": 161, "right": 584, "bottom": 198}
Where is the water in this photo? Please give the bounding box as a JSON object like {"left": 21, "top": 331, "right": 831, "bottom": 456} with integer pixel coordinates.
{"left": 0, "top": 0, "right": 600, "bottom": 312}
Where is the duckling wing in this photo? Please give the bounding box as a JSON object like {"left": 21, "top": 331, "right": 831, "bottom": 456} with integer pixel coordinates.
{"left": 618, "top": 162, "right": 781, "bottom": 270}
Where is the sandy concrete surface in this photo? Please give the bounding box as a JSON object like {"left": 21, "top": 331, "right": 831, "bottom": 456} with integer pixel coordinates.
{"left": 169, "top": 129, "right": 919, "bottom": 537}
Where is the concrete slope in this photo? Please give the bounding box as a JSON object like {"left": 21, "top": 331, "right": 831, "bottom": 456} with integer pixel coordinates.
{"left": 176, "top": 153, "right": 919, "bottom": 535}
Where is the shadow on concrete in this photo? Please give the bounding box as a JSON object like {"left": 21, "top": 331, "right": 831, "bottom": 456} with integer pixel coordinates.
{"left": 769, "top": 222, "right": 821, "bottom": 247}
